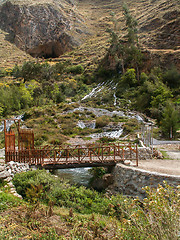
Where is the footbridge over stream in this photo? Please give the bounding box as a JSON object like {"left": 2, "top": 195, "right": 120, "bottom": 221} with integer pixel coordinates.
{"left": 5, "top": 144, "right": 139, "bottom": 169}
{"left": 3, "top": 118, "right": 138, "bottom": 169}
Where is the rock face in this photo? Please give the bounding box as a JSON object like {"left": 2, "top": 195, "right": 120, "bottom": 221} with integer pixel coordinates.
{"left": 0, "top": 0, "right": 89, "bottom": 58}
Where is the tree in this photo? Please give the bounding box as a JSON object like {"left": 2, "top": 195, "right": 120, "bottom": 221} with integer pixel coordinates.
{"left": 123, "top": 4, "right": 138, "bottom": 44}
{"left": 106, "top": 5, "right": 142, "bottom": 77}
{"left": 163, "top": 67, "right": 180, "bottom": 88}
{"left": 161, "top": 101, "right": 179, "bottom": 139}
{"left": 121, "top": 68, "right": 137, "bottom": 87}
{"left": 21, "top": 61, "right": 41, "bottom": 82}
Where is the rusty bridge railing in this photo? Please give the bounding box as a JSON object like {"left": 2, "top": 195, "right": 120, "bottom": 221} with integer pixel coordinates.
{"left": 5, "top": 143, "right": 138, "bottom": 168}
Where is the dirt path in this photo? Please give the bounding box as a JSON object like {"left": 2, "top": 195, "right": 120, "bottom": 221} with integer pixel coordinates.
{"left": 136, "top": 159, "right": 180, "bottom": 176}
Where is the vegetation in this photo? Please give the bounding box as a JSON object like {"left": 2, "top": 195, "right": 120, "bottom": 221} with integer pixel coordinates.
{"left": 0, "top": 191, "right": 23, "bottom": 212}
{"left": 0, "top": 2, "right": 179, "bottom": 145}
{"left": 0, "top": 61, "right": 90, "bottom": 117}
{"left": 0, "top": 170, "right": 178, "bottom": 239}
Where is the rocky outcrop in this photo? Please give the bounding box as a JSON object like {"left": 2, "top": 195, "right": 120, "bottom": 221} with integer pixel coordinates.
{"left": 0, "top": 0, "right": 89, "bottom": 58}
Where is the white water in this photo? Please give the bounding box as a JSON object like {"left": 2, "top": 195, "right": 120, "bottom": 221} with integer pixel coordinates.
{"left": 81, "top": 82, "right": 105, "bottom": 101}
{"left": 54, "top": 167, "right": 93, "bottom": 186}
{"left": 0, "top": 115, "right": 24, "bottom": 132}
{"left": 90, "top": 128, "right": 123, "bottom": 139}
{"left": 78, "top": 120, "right": 96, "bottom": 129}
{"left": 113, "top": 92, "right": 117, "bottom": 106}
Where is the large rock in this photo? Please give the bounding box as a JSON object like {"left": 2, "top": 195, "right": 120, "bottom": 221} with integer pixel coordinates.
{"left": 0, "top": 170, "right": 10, "bottom": 179}
{"left": 0, "top": 0, "right": 89, "bottom": 58}
{"left": 91, "top": 174, "right": 114, "bottom": 191}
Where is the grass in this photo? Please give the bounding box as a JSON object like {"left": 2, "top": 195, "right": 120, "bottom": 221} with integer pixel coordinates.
{"left": 160, "top": 150, "right": 169, "bottom": 159}
{"left": 0, "top": 30, "right": 32, "bottom": 69}
{"left": 0, "top": 190, "right": 23, "bottom": 212}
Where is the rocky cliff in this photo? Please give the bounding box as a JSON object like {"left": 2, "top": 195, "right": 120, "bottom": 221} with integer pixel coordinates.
{"left": 0, "top": 0, "right": 179, "bottom": 69}
{"left": 0, "top": 0, "right": 89, "bottom": 58}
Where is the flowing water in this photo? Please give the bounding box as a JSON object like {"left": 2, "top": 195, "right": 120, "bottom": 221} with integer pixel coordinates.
{"left": 0, "top": 115, "right": 24, "bottom": 132}
{"left": 53, "top": 167, "right": 93, "bottom": 186}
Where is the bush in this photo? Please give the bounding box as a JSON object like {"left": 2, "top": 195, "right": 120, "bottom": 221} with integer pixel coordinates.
{"left": 13, "top": 170, "right": 56, "bottom": 199}
{"left": 123, "top": 118, "right": 139, "bottom": 134}
{"left": 99, "top": 136, "right": 116, "bottom": 143}
{"left": 118, "top": 183, "right": 180, "bottom": 239}
{"left": 13, "top": 170, "right": 129, "bottom": 216}
{"left": 163, "top": 67, "right": 180, "bottom": 88}
{"left": 12, "top": 169, "right": 180, "bottom": 239}
{"left": 96, "top": 116, "right": 110, "bottom": 128}
{"left": 66, "top": 65, "right": 84, "bottom": 74}
{"left": 21, "top": 61, "right": 41, "bottom": 82}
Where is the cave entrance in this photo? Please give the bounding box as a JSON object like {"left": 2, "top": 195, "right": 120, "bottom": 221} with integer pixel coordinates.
{"left": 28, "top": 41, "right": 67, "bottom": 59}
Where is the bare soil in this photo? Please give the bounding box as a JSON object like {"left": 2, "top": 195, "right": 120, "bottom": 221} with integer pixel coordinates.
{"left": 136, "top": 159, "right": 180, "bottom": 176}
{"left": 135, "top": 144, "right": 180, "bottom": 176}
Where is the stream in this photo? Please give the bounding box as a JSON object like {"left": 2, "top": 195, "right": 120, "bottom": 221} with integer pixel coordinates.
{"left": 53, "top": 167, "right": 93, "bottom": 186}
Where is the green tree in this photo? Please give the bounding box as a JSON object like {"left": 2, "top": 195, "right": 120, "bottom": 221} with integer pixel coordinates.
{"left": 161, "top": 101, "right": 179, "bottom": 139}
{"left": 121, "top": 68, "right": 137, "bottom": 87}
{"left": 163, "top": 67, "right": 180, "bottom": 88}
{"left": 123, "top": 4, "right": 138, "bottom": 44}
{"left": 21, "top": 61, "right": 41, "bottom": 82}
{"left": 106, "top": 6, "right": 142, "bottom": 77}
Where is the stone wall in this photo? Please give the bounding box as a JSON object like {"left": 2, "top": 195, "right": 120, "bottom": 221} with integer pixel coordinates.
{"left": 137, "top": 147, "right": 152, "bottom": 160}
{"left": 112, "top": 163, "right": 180, "bottom": 199}
{"left": 123, "top": 147, "right": 161, "bottom": 161}
{"left": 0, "top": 161, "right": 30, "bottom": 198}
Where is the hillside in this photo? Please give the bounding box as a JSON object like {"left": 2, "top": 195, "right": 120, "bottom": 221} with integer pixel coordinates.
{"left": 0, "top": 0, "right": 179, "bottom": 69}
{"left": 0, "top": 0, "right": 179, "bottom": 145}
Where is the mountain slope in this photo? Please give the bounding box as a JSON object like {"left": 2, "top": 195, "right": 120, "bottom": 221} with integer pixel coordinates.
{"left": 0, "top": 0, "right": 179, "bottom": 70}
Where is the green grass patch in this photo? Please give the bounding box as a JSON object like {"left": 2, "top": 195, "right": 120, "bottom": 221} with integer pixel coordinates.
{"left": 160, "top": 150, "right": 169, "bottom": 159}
{"left": 0, "top": 191, "right": 23, "bottom": 212}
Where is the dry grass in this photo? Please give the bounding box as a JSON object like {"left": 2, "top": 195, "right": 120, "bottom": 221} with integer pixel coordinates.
{"left": 0, "top": 30, "right": 32, "bottom": 69}
{"left": 1, "top": 0, "right": 179, "bottom": 70}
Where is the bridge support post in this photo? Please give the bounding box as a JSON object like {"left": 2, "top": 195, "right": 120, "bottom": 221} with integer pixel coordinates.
{"left": 122, "top": 147, "right": 124, "bottom": 162}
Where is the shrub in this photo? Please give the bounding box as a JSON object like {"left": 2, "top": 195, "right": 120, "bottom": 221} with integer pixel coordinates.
{"left": 99, "top": 136, "right": 116, "bottom": 143}
{"left": 13, "top": 170, "right": 56, "bottom": 199}
{"left": 66, "top": 65, "right": 84, "bottom": 74}
{"left": 96, "top": 116, "right": 110, "bottom": 128}
{"left": 89, "top": 167, "right": 106, "bottom": 179}
{"left": 163, "top": 67, "right": 180, "bottom": 88}
{"left": 21, "top": 61, "right": 41, "bottom": 82}
{"left": 123, "top": 118, "right": 139, "bottom": 134}
{"left": 118, "top": 183, "right": 180, "bottom": 239}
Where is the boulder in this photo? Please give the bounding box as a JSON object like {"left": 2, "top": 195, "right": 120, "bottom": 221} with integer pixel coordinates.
{"left": 0, "top": 170, "right": 10, "bottom": 179}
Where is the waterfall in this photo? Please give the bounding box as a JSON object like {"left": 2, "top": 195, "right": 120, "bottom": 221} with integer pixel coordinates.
{"left": 0, "top": 115, "right": 24, "bottom": 132}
